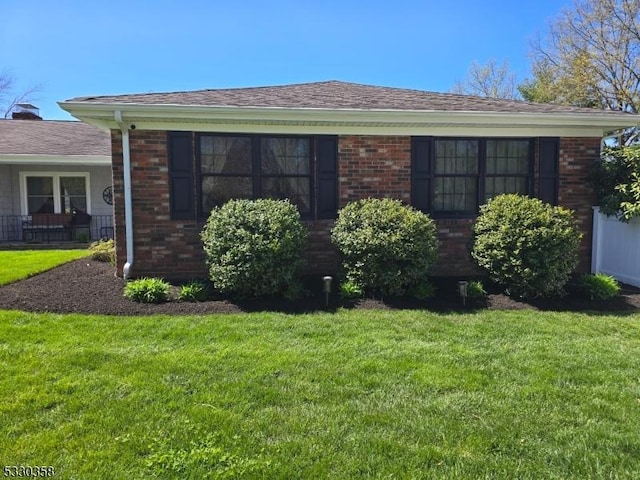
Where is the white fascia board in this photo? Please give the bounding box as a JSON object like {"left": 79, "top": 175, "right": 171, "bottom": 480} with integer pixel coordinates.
{"left": 58, "top": 101, "right": 640, "bottom": 137}
{"left": 0, "top": 154, "right": 111, "bottom": 165}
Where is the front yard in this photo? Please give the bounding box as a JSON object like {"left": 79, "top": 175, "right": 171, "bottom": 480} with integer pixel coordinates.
{"left": 0, "top": 249, "right": 89, "bottom": 286}
{"left": 2, "top": 308, "right": 640, "bottom": 479}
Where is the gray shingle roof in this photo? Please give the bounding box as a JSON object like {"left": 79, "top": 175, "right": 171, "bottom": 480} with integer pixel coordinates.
{"left": 67, "top": 80, "right": 636, "bottom": 117}
{"left": 0, "top": 120, "right": 111, "bottom": 156}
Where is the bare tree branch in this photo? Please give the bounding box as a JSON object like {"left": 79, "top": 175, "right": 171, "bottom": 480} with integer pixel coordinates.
{"left": 451, "top": 59, "right": 520, "bottom": 99}
{"left": 0, "top": 70, "right": 42, "bottom": 118}
{"left": 524, "top": 0, "right": 640, "bottom": 112}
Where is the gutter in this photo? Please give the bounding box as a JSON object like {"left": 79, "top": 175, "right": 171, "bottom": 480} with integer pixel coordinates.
{"left": 115, "top": 110, "right": 134, "bottom": 279}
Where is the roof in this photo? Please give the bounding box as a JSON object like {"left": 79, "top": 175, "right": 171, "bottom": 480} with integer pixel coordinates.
{"left": 67, "top": 80, "right": 634, "bottom": 117}
{"left": 0, "top": 119, "right": 111, "bottom": 156}
{"left": 60, "top": 80, "right": 640, "bottom": 138}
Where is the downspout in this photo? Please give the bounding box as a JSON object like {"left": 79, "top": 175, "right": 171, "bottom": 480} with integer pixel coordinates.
{"left": 115, "top": 110, "right": 134, "bottom": 279}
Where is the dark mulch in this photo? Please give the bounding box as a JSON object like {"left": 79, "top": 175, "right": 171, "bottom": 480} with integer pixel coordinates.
{"left": 1, "top": 259, "right": 640, "bottom": 316}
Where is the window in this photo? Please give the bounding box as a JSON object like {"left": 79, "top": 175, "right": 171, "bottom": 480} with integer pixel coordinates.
{"left": 197, "top": 135, "right": 313, "bottom": 215}
{"left": 21, "top": 173, "right": 90, "bottom": 215}
{"left": 169, "top": 132, "right": 338, "bottom": 221}
{"left": 412, "top": 137, "right": 533, "bottom": 215}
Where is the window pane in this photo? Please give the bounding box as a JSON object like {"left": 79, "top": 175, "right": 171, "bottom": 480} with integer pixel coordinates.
{"left": 262, "top": 177, "right": 311, "bottom": 213}
{"left": 60, "top": 177, "right": 87, "bottom": 213}
{"left": 201, "top": 177, "right": 252, "bottom": 212}
{"left": 261, "top": 138, "right": 310, "bottom": 175}
{"left": 435, "top": 140, "right": 478, "bottom": 174}
{"left": 485, "top": 176, "right": 528, "bottom": 200}
{"left": 200, "top": 136, "right": 252, "bottom": 174}
{"left": 433, "top": 177, "right": 477, "bottom": 211}
{"left": 26, "top": 177, "right": 54, "bottom": 214}
{"left": 486, "top": 140, "right": 529, "bottom": 174}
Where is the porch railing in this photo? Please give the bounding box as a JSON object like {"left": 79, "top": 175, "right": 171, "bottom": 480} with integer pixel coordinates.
{"left": 0, "top": 215, "right": 114, "bottom": 244}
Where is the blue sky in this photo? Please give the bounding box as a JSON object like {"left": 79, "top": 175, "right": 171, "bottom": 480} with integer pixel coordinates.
{"left": 1, "top": 0, "right": 569, "bottom": 120}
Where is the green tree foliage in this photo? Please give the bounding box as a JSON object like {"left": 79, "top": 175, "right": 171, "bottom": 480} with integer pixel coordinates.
{"left": 331, "top": 198, "right": 439, "bottom": 297}
{"left": 521, "top": 0, "right": 640, "bottom": 115}
{"left": 472, "top": 194, "right": 582, "bottom": 298}
{"left": 593, "top": 145, "right": 640, "bottom": 221}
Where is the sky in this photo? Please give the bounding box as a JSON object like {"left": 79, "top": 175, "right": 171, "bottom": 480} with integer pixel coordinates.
{"left": 1, "top": 0, "right": 571, "bottom": 121}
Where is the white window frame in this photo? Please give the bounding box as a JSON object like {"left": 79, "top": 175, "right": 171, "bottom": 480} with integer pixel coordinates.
{"left": 20, "top": 172, "right": 91, "bottom": 215}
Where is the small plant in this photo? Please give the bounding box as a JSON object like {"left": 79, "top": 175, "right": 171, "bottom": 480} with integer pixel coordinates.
{"left": 410, "top": 280, "right": 436, "bottom": 300}
{"left": 580, "top": 273, "right": 620, "bottom": 301}
{"left": 472, "top": 194, "right": 581, "bottom": 298}
{"left": 124, "top": 277, "right": 170, "bottom": 303}
{"left": 467, "top": 280, "right": 487, "bottom": 299}
{"left": 339, "top": 280, "right": 364, "bottom": 299}
{"left": 76, "top": 232, "right": 90, "bottom": 243}
{"left": 89, "top": 239, "right": 115, "bottom": 264}
{"left": 179, "top": 280, "right": 211, "bottom": 302}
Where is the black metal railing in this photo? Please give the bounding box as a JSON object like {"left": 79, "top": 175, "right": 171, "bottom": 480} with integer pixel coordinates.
{"left": 0, "top": 215, "right": 114, "bottom": 244}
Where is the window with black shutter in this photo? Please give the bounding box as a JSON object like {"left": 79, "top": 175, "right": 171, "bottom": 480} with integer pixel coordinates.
{"left": 412, "top": 136, "right": 535, "bottom": 216}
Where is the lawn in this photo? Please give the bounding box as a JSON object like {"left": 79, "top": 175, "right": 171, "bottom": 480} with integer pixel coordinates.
{"left": 0, "top": 250, "right": 89, "bottom": 286}
{"left": 1, "top": 308, "right": 640, "bottom": 479}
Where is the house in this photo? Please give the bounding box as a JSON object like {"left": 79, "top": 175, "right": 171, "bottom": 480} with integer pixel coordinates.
{"left": 59, "top": 81, "right": 639, "bottom": 279}
{"left": 0, "top": 107, "right": 114, "bottom": 244}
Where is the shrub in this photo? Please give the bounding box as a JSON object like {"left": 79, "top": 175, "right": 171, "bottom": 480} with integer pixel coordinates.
{"left": 467, "top": 280, "right": 487, "bottom": 299}
{"left": 124, "top": 277, "right": 170, "bottom": 303}
{"left": 592, "top": 145, "right": 640, "bottom": 222}
{"left": 179, "top": 280, "right": 211, "bottom": 302}
{"left": 89, "top": 239, "right": 115, "bottom": 264}
{"left": 331, "top": 198, "right": 439, "bottom": 297}
{"left": 580, "top": 273, "right": 620, "bottom": 301}
{"left": 409, "top": 280, "right": 437, "bottom": 301}
{"left": 471, "top": 194, "right": 582, "bottom": 298}
{"left": 339, "top": 280, "right": 364, "bottom": 299}
{"left": 201, "top": 199, "right": 307, "bottom": 298}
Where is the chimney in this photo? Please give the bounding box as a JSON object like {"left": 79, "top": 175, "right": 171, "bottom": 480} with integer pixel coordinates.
{"left": 11, "top": 103, "right": 42, "bottom": 120}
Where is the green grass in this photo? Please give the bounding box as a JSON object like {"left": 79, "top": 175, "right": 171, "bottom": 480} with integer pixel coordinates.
{"left": 0, "top": 250, "right": 89, "bottom": 285}
{"left": 2, "top": 309, "right": 640, "bottom": 479}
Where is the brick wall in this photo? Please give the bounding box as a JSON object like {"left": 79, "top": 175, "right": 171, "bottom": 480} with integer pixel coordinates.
{"left": 558, "top": 137, "right": 600, "bottom": 272}
{"left": 339, "top": 135, "right": 411, "bottom": 204}
{"left": 112, "top": 130, "right": 207, "bottom": 279}
{"left": 111, "top": 131, "right": 599, "bottom": 280}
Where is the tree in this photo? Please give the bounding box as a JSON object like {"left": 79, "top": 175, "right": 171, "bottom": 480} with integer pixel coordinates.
{"left": 521, "top": 0, "right": 640, "bottom": 113}
{"left": 0, "top": 70, "right": 40, "bottom": 118}
{"left": 451, "top": 58, "right": 521, "bottom": 99}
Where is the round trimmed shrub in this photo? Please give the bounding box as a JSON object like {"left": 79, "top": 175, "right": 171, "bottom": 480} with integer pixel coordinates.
{"left": 201, "top": 199, "right": 307, "bottom": 298}
{"left": 471, "top": 194, "right": 582, "bottom": 298}
{"left": 331, "top": 198, "right": 439, "bottom": 296}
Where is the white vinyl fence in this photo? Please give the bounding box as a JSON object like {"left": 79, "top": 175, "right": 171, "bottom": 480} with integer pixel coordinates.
{"left": 592, "top": 207, "right": 640, "bottom": 287}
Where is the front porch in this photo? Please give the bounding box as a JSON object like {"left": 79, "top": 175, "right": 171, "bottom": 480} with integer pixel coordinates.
{"left": 0, "top": 214, "right": 114, "bottom": 247}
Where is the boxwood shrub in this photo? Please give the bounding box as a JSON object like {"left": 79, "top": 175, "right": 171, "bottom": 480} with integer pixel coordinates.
{"left": 331, "top": 198, "right": 439, "bottom": 296}
{"left": 201, "top": 199, "right": 307, "bottom": 298}
{"left": 471, "top": 194, "right": 582, "bottom": 298}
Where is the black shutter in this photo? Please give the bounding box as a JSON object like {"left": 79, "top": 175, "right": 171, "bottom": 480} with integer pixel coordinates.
{"left": 539, "top": 137, "right": 559, "bottom": 205}
{"left": 168, "top": 131, "right": 195, "bottom": 220}
{"left": 316, "top": 136, "right": 338, "bottom": 219}
{"left": 411, "top": 136, "right": 432, "bottom": 212}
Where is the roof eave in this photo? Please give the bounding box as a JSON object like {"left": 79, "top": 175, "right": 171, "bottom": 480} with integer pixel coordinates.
{"left": 58, "top": 101, "right": 639, "bottom": 137}
{"left": 0, "top": 154, "right": 111, "bottom": 165}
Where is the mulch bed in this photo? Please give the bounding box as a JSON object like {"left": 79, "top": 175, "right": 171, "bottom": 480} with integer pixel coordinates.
{"left": 1, "top": 259, "right": 640, "bottom": 315}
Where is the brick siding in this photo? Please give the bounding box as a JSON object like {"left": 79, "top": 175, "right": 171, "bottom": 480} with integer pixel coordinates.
{"left": 111, "top": 131, "right": 599, "bottom": 280}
